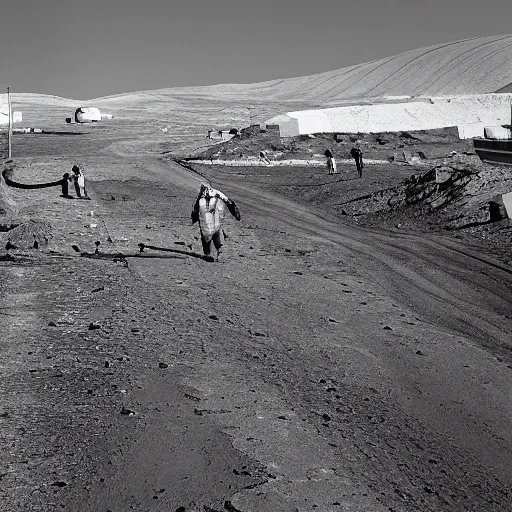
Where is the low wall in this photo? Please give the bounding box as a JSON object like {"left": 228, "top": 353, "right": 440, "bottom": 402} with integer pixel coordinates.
{"left": 458, "top": 122, "right": 485, "bottom": 139}
{"left": 188, "top": 158, "right": 390, "bottom": 167}
{"left": 267, "top": 94, "right": 512, "bottom": 137}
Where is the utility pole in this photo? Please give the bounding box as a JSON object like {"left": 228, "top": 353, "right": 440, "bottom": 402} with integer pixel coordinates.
{"left": 247, "top": 106, "right": 256, "bottom": 126}
{"left": 7, "top": 86, "right": 12, "bottom": 159}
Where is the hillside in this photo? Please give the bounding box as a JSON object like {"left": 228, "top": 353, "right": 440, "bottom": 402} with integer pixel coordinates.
{"left": 3, "top": 34, "right": 512, "bottom": 131}
{"left": 246, "top": 34, "right": 512, "bottom": 102}
{"left": 91, "top": 34, "right": 512, "bottom": 105}
{"left": 2, "top": 34, "right": 512, "bottom": 512}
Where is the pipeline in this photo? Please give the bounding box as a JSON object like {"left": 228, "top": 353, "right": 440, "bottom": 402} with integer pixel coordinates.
{"left": 137, "top": 243, "right": 214, "bottom": 262}
{"left": 2, "top": 168, "right": 64, "bottom": 190}
{"left": 74, "top": 242, "right": 214, "bottom": 263}
{"left": 80, "top": 251, "right": 184, "bottom": 262}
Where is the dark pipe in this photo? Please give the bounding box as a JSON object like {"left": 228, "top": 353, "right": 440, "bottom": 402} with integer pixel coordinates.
{"left": 2, "top": 169, "right": 63, "bottom": 189}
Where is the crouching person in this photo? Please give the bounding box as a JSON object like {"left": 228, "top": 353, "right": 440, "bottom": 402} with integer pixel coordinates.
{"left": 191, "top": 184, "right": 241, "bottom": 261}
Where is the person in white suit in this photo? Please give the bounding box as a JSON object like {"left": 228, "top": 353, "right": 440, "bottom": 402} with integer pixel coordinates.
{"left": 71, "top": 165, "right": 89, "bottom": 199}
{"left": 325, "top": 149, "right": 337, "bottom": 175}
{"left": 191, "top": 184, "right": 240, "bottom": 261}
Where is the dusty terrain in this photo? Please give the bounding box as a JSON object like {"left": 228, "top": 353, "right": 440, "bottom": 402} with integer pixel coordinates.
{"left": 1, "top": 113, "right": 512, "bottom": 512}
{"left": 187, "top": 126, "right": 512, "bottom": 263}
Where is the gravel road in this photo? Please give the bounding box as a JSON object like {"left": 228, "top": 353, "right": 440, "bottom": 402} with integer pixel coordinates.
{"left": 1, "top": 141, "right": 511, "bottom": 511}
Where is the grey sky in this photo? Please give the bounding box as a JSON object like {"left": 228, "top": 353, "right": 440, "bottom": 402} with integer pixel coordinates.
{"left": 1, "top": 0, "right": 511, "bottom": 100}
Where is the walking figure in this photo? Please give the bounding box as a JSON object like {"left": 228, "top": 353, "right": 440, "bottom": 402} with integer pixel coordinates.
{"left": 191, "top": 184, "right": 241, "bottom": 261}
{"left": 259, "top": 151, "right": 271, "bottom": 165}
{"left": 324, "top": 149, "right": 337, "bottom": 174}
{"left": 350, "top": 147, "right": 364, "bottom": 178}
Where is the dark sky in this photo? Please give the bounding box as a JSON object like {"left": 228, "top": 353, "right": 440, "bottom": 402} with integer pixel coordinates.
{"left": 1, "top": 0, "right": 511, "bottom": 100}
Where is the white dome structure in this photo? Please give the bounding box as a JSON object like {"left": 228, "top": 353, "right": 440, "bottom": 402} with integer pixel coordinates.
{"left": 75, "top": 107, "right": 101, "bottom": 123}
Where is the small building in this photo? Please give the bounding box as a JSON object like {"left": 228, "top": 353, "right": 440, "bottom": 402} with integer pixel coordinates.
{"left": 207, "top": 127, "right": 238, "bottom": 141}
{"left": 0, "top": 110, "right": 23, "bottom": 125}
{"left": 75, "top": 107, "right": 101, "bottom": 123}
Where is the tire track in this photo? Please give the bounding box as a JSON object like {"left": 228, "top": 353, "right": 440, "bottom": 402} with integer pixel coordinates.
{"left": 211, "top": 176, "right": 512, "bottom": 354}
{"left": 362, "top": 36, "right": 487, "bottom": 96}
{"left": 419, "top": 34, "right": 512, "bottom": 94}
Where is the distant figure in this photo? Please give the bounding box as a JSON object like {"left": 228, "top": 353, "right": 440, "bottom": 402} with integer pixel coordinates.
{"left": 324, "top": 149, "right": 337, "bottom": 174}
{"left": 350, "top": 147, "right": 364, "bottom": 178}
{"left": 191, "top": 184, "right": 241, "bottom": 261}
{"left": 259, "top": 151, "right": 271, "bottom": 165}
{"left": 72, "top": 165, "right": 89, "bottom": 199}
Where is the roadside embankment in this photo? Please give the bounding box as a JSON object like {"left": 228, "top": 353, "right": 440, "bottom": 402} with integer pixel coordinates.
{"left": 184, "top": 157, "right": 391, "bottom": 167}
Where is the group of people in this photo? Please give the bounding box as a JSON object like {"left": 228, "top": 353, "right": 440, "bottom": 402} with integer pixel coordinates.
{"left": 194, "top": 147, "right": 366, "bottom": 261}
{"left": 325, "top": 147, "right": 364, "bottom": 178}
{"left": 61, "top": 165, "right": 89, "bottom": 199}
{"left": 57, "top": 152, "right": 367, "bottom": 262}
{"left": 192, "top": 149, "right": 373, "bottom": 259}
{"left": 58, "top": 162, "right": 236, "bottom": 262}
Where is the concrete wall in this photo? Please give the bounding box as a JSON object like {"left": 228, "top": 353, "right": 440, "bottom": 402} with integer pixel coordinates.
{"left": 484, "top": 126, "right": 512, "bottom": 140}
{"left": 262, "top": 114, "right": 300, "bottom": 137}
{"left": 458, "top": 122, "right": 485, "bottom": 139}
{"left": 296, "top": 111, "right": 332, "bottom": 136}
{"left": 266, "top": 94, "right": 512, "bottom": 137}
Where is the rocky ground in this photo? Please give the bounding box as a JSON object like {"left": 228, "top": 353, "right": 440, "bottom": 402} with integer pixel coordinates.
{"left": 190, "top": 126, "right": 470, "bottom": 162}
{"left": 186, "top": 127, "right": 511, "bottom": 264}
{"left": 1, "top": 124, "right": 512, "bottom": 512}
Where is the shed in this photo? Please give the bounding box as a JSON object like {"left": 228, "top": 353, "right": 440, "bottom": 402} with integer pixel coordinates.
{"left": 207, "top": 127, "right": 238, "bottom": 141}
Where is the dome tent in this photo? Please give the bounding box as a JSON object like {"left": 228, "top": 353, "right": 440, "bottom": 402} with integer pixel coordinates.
{"left": 75, "top": 107, "right": 101, "bottom": 123}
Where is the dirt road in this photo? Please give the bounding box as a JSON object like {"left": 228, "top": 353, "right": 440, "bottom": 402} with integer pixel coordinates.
{"left": 173, "top": 158, "right": 512, "bottom": 509}
{"left": 2, "top": 143, "right": 512, "bottom": 511}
